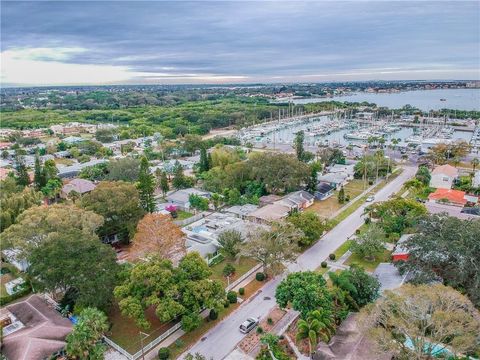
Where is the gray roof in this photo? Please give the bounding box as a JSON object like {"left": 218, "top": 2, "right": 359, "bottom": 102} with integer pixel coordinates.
{"left": 317, "top": 182, "right": 335, "bottom": 194}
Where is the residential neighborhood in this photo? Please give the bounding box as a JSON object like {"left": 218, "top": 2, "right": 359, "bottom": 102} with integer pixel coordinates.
{"left": 1, "top": 1, "right": 480, "bottom": 359}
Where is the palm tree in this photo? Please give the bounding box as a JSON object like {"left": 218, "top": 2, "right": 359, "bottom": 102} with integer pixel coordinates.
{"left": 471, "top": 158, "right": 479, "bottom": 172}
{"left": 391, "top": 138, "right": 399, "bottom": 157}
{"left": 296, "top": 310, "right": 334, "bottom": 355}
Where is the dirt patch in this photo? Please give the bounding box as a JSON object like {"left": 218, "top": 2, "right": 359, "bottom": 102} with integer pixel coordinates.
{"left": 238, "top": 306, "right": 286, "bottom": 354}
{"left": 286, "top": 317, "right": 311, "bottom": 356}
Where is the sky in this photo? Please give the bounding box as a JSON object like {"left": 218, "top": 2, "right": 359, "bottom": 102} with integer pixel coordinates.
{"left": 1, "top": 1, "right": 479, "bottom": 86}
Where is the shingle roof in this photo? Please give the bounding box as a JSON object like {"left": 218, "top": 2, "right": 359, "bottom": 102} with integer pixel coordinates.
{"left": 431, "top": 164, "right": 458, "bottom": 177}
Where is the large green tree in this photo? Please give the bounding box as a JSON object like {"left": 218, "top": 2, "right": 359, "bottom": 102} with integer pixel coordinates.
{"left": 65, "top": 307, "right": 109, "bottom": 360}
{"left": 0, "top": 178, "right": 43, "bottom": 232}
{"left": 28, "top": 230, "right": 119, "bottom": 310}
{"left": 366, "top": 198, "right": 427, "bottom": 234}
{"left": 248, "top": 152, "right": 309, "bottom": 194}
{"left": 397, "top": 214, "right": 480, "bottom": 306}
{"left": 2, "top": 204, "right": 103, "bottom": 257}
{"left": 81, "top": 181, "right": 144, "bottom": 243}
{"left": 114, "top": 252, "right": 225, "bottom": 331}
{"left": 350, "top": 224, "right": 386, "bottom": 261}
{"left": 287, "top": 211, "right": 325, "bottom": 247}
{"left": 276, "top": 271, "right": 333, "bottom": 318}
{"left": 293, "top": 130, "right": 305, "bottom": 161}
{"left": 137, "top": 156, "right": 156, "bottom": 213}
{"left": 217, "top": 229, "right": 243, "bottom": 259}
{"left": 329, "top": 265, "right": 380, "bottom": 308}
{"left": 106, "top": 157, "right": 141, "bottom": 182}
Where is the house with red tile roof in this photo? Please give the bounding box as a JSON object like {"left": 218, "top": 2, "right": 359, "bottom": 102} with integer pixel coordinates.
{"left": 428, "top": 188, "right": 468, "bottom": 206}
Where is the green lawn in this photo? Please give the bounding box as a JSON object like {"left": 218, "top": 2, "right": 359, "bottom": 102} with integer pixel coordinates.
{"left": 344, "top": 249, "right": 392, "bottom": 272}
{"left": 209, "top": 257, "right": 258, "bottom": 287}
{"left": 333, "top": 240, "right": 353, "bottom": 259}
{"left": 176, "top": 210, "right": 194, "bottom": 220}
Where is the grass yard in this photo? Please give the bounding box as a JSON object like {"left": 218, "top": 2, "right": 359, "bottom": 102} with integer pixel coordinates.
{"left": 209, "top": 257, "right": 258, "bottom": 287}
{"left": 54, "top": 158, "right": 75, "bottom": 166}
{"left": 343, "top": 179, "right": 367, "bottom": 198}
{"left": 309, "top": 196, "right": 343, "bottom": 219}
{"left": 107, "top": 303, "right": 178, "bottom": 355}
{"left": 176, "top": 210, "right": 194, "bottom": 220}
{"left": 344, "top": 249, "right": 392, "bottom": 272}
{"left": 333, "top": 240, "right": 353, "bottom": 259}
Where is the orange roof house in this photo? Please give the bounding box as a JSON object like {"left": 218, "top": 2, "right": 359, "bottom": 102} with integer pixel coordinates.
{"left": 428, "top": 188, "right": 467, "bottom": 206}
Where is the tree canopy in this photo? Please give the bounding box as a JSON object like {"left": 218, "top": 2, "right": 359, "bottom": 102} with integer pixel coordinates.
{"left": 114, "top": 252, "right": 225, "bottom": 331}
{"left": 66, "top": 307, "right": 109, "bottom": 360}
{"left": 361, "top": 284, "right": 480, "bottom": 359}
{"left": 241, "top": 222, "right": 301, "bottom": 276}
{"left": 397, "top": 214, "right": 480, "bottom": 306}
{"left": 276, "top": 271, "right": 333, "bottom": 318}
{"left": 128, "top": 213, "right": 186, "bottom": 263}
{"left": 366, "top": 198, "right": 427, "bottom": 234}
{"left": 81, "top": 181, "right": 144, "bottom": 243}
{"left": 28, "top": 230, "right": 119, "bottom": 310}
{"left": 2, "top": 204, "right": 103, "bottom": 258}
{"left": 287, "top": 211, "right": 326, "bottom": 247}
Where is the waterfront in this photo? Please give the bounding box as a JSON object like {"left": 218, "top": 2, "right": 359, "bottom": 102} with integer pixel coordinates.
{"left": 291, "top": 89, "right": 480, "bottom": 111}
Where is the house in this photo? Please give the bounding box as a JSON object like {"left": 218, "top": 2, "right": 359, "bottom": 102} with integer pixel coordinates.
{"left": 224, "top": 204, "right": 259, "bottom": 219}
{"left": 166, "top": 188, "right": 211, "bottom": 210}
{"left": 57, "top": 159, "right": 107, "bottom": 178}
{"left": 428, "top": 188, "right": 468, "bottom": 206}
{"left": 2, "top": 295, "right": 73, "bottom": 360}
{"left": 61, "top": 178, "right": 96, "bottom": 198}
{"left": 277, "top": 190, "right": 315, "bottom": 210}
{"left": 315, "top": 182, "right": 335, "bottom": 200}
{"left": 2, "top": 249, "right": 29, "bottom": 272}
{"left": 0, "top": 167, "right": 12, "bottom": 181}
{"left": 429, "top": 164, "right": 458, "bottom": 189}
{"left": 392, "top": 234, "right": 413, "bottom": 262}
{"left": 247, "top": 203, "right": 290, "bottom": 223}
{"left": 328, "top": 163, "right": 356, "bottom": 179}
{"left": 317, "top": 172, "right": 349, "bottom": 190}
{"left": 258, "top": 194, "right": 282, "bottom": 207}
{"left": 62, "top": 136, "right": 84, "bottom": 145}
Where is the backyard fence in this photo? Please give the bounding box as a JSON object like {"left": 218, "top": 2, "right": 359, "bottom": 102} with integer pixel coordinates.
{"left": 174, "top": 212, "right": 207, "bottom": 226}
{"left": 226, "top": 264, "right": 262, "bottom": 291}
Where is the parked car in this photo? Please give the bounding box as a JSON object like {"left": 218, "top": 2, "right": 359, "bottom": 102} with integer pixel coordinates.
{"left": 366, "top": 196, "right": 375, "bottom": 202}
{"left": 239, "top": 317, "right": 259, "bottom": 333}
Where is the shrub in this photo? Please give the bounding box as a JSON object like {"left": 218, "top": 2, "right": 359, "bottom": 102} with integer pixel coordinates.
{"left": 256, "top": 326, "right": 264, "bottom": 334}
{"left": 238, "top": 287, "right": 245, "bottom": 296}
{"left": 267, "top": 317, "right": 273, "bottom": 325}
{"left": 174, "top": 339, "right": 184, "bottom": 348}
{"left": 223, "top": 300, "right": 230, "bottom": 308}
{"left": 329, "top": 253, "right": 336, "bottom": 260}
{"left": 321, "top": 261, "right": 328, "bottom": 268}
{"left": 256, "top": 272, "right": 265, "bottom": 281}
{"left": 364, "top": 217, "right": 371, "bottom": 224}
{"left": 209, "top": 309, "right": 218, "bottom": 320}
{"left": 345, "top": 195, "right": 350, "bottom": 202}
{"left": 222, "top": 263, "right": 236, "bottom": 277}
{"left": 369, "top": 180, "right": 374, "bottom": 185}
{"left": 158, "top": 347, "right": 170, "bottom": 360}
{"left": 227, "top": 291, "right": 237, "bottom": 304}
{"left": 355, "top": 229, "right": 361, "bottom": 235}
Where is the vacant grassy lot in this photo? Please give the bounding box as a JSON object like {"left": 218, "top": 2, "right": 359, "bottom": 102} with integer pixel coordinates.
{"left": 176, "top": 210, "right": 194, "bottom": 220}
{"left": 107, "top": 303, "right": 178, "bottom": 354}
{"left": 344, "top": 249, "right": 392, "bottom": 272}
{"left": 209, "top": 257, "right": 258, "bottom": 287}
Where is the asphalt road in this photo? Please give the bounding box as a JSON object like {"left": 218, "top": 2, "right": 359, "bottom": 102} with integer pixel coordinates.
{"left": 182, "top": 166, "right": 417, "bottom": 360}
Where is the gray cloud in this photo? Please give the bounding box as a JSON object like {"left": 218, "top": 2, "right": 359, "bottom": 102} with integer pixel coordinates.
{"left": 1, "top": 1, "right": 479, "bottom": 84}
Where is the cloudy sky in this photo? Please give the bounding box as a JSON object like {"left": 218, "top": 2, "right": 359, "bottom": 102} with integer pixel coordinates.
{"left": 1, "top": 1, "right": 479, "bottom": 86}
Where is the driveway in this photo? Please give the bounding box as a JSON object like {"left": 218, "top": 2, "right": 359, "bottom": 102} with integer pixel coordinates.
{"left": 182, "top": 166, "right": 416, "bottom": 360}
